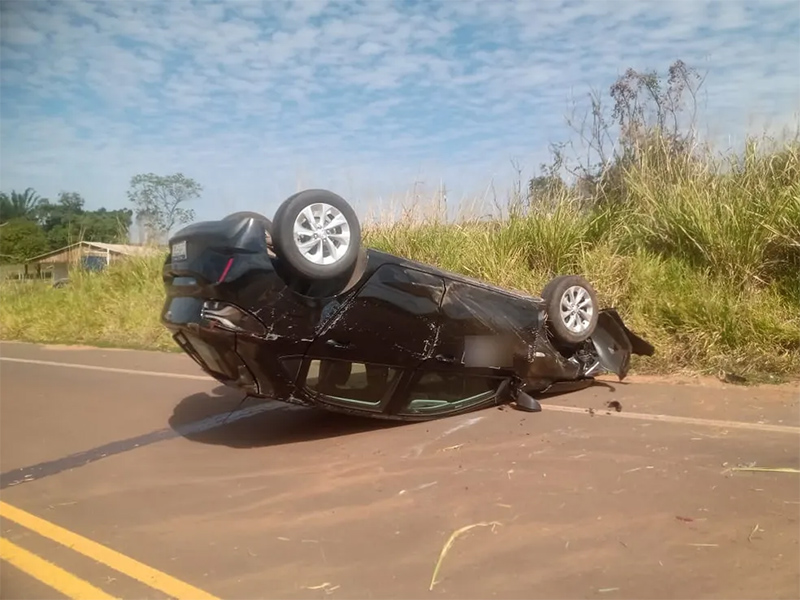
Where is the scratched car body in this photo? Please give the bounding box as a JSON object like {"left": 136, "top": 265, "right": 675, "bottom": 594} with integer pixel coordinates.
{"left": 161, "top": 189, "right": 654, "bottom": 421}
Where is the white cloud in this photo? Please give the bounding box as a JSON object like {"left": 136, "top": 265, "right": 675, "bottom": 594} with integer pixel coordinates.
{"left": 0, "top": 0, "right": 798, "bottom": 224}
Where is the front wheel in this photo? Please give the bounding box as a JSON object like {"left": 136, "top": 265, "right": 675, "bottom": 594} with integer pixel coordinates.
{"left": 271, "top": 189, "right": 362, "bottom": 282}
{"left": 541, "top": 275, "right": 599, "bottom": 345}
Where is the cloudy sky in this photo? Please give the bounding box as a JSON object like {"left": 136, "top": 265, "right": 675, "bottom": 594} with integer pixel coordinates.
{"left": 1, "top": 0, "right": 798, "bottom": 224}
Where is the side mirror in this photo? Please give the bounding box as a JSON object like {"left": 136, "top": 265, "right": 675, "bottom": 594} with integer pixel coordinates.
{"left": 515, "top": 390, "right": 542, "bottom": 413}
{"left": 497, "top": 378, "right": 542, "bottom": 412}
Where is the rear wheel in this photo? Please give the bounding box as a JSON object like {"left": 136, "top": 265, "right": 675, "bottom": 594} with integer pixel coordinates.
{"left": 541, "top": 275, "right": 598, "bottom": 345}
{"left": 272, "top": 189, "right": 361, "bottom": 282}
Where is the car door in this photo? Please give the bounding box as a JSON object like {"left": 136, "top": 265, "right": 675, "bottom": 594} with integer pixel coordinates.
{"left": 298, "top": 263, "right": 446, "bottom": 414}
{"left": 392, "top": 279, "right": 542, "bottom": 418}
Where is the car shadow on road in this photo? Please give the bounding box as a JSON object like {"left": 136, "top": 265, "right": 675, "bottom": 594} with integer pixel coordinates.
{"left": 168, "top": 387, "right": 404, "bottom": 449}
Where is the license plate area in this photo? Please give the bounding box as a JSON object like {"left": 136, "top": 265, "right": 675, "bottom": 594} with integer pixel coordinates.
{"left": 171, "top": 240, "right": 187, "bottom": 262}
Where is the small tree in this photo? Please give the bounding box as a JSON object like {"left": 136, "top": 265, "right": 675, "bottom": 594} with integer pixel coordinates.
{"left": 532, "top": 59, "right": 706, "bottom": 207}
{"left": 126, "top": 173, "right": 201, "bottom": 243}
{"left": 0, "top": 218, "right": 48, "bottom": 263}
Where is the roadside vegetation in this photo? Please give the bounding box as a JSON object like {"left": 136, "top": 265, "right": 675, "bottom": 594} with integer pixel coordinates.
{"left": 1, "top": 60, "right": 798, "bottom": 380}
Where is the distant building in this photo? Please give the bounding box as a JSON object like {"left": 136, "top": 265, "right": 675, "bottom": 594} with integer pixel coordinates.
{"left": 21, "top": 241, "right": 163, "bottom": 282}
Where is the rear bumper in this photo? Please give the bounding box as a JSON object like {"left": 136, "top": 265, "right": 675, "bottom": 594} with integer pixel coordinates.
{"left": 172, "top": 328, "right": 260, "bottom": 395}
{"left": 162, "top": 295, "right": 261, "bottom": 396}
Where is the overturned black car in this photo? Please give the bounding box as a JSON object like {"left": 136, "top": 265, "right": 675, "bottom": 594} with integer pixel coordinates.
{"left": 161, "top": 189, "right": 654, "bottom": 421}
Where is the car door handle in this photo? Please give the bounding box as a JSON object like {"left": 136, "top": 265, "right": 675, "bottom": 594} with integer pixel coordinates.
{"left": 326, "top": 339, "right": 352, "bottom": 349}
{"left": 435, "top": 353, "right": 457, "bottom": 363}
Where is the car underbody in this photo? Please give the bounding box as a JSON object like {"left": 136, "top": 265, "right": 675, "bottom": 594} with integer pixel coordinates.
{"left": 161, "top": 190, "right": 654, "bottom": 421}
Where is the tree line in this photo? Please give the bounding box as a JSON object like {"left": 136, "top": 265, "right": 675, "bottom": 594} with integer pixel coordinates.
{"left": 0, "top": 173, "right": 201, "bottom": 264}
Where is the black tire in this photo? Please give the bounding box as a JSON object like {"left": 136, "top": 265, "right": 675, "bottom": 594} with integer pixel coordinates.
{"left": 223, "top": 211, "right": 272, "bottom": 230}
{"left": 271, "top": 189, "right": 361, "bottom": 281}
{"left": 223, "top": 211, "right": 273, "bottom": 246}
{"left": 269, "top": 191, "right": 301, "bottom": 252}
{"left": 541, "top": 275, "right": 599, "bottom": 345}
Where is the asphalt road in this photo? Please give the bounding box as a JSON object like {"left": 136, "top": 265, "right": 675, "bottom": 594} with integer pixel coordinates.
{"left": 1, "top": 341, "right": 798, "bottom": 599}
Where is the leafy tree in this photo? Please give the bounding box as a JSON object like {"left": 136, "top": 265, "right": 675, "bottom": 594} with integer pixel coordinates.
{"left": 126, "top": 173, "right": 201, "bottom": 243}
{"left": 0, "top": 218, "right": 48, "bottom": 263}
{"left": 37, "top": 192, "right": 133, "bottom": 249}
{"left": 0, "top": 188, "right": 44, "bottom": 223}
{"left": 79, "top": 207, "right": 134, "bottom": 243}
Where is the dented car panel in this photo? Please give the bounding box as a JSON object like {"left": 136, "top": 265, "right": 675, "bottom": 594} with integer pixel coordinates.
{"left": 161, "top": 195, "right": 654, "bottom": 421}
{"left": 161, "top": 249, "right": 653, "bottom": 421}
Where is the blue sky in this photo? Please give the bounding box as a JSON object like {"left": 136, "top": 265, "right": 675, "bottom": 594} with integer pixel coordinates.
{"left": 1, "top": 0, "right": 799, "bottom": 226}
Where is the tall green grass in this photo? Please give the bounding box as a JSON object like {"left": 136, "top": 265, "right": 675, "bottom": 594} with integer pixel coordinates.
{"left": 1, "top": 133, "right": 798, "bottom": 379}
{"left": 0, "top": 253, "right": 176, "bottom": 351}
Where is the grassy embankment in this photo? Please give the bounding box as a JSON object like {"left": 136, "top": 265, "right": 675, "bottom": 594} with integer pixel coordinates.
{"left": 1, "top": 134, "right": 798, "bottom": 380}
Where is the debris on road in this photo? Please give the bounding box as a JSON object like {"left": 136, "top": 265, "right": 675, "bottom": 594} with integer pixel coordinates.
{"left": 398, "top": 481, "right": 438, "bottom": 495}
{"left": 305, "top": 582, "right": 339, "bottom": 594}
{"left": 748, "top": 524, "right": 762, "bottom": 542}
{"left": 606, "top": 400, "right": 623, "bottom": 412}
{"left": 429, "top": 521, "right": 501, "bottom": 590}
{"left": 441, "top": 444, "right": 463, "bottom": 452}
{"left": 623, "top": 466, "right": 654, "bottom": 474}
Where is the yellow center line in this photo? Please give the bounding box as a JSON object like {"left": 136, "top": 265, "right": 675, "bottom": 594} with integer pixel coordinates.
{"left": 0, "top": 501, "right": 220, "bottom": 600}
{"left": 0, "top": 537, "right": 119, "bottom": 600}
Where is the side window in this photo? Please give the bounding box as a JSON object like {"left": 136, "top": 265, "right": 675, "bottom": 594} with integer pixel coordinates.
{"left": 305, "top": 359, "right": 401, "bottom": 407}
{"left": 398, "top": 372, "right": 505, "bottom": 415}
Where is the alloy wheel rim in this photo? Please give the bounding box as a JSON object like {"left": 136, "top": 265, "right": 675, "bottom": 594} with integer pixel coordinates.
{"left": 292, "top": 202, "right": 351, "bottom": 265}
{"left": 559, "top": 285, "right": 593, "bottom": 333}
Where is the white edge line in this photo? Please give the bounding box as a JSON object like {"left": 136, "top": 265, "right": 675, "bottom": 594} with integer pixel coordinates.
{"left": 541, "top": 404, "right": 800, "bottom": 435}
{"left": 3, "top": 356, "right": 798, "bottom": 436}
{"left": 0, "top": 357, "right": 210, "bottom": 381}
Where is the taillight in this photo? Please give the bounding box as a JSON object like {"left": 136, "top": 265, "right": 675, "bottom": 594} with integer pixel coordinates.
{"left": 217, "top": 257, "right": 235, "bottom": 283}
